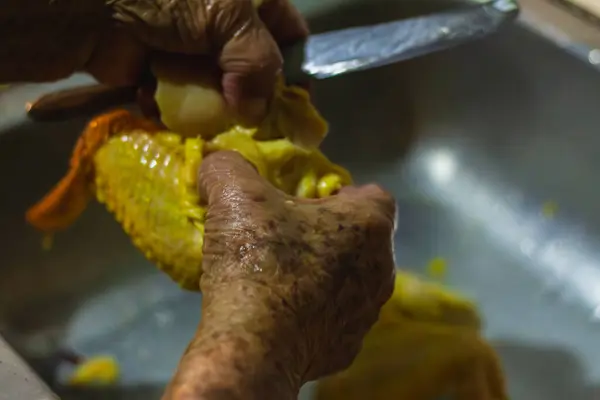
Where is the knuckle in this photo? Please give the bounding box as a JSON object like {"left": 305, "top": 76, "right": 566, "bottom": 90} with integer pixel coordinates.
{"left": 214, "top": 0, "right": 281, "bottom": 71}
{"left": 225, "top": 29, "right": 281, "bottom": 79}
{"left": 366, "top": 184, "right": 395, "bottom": 211}
{"left": 363, "top": 207, "right": 394, "bottom": 235}
{"left": 212, "top": 0, "right": 277, "bottom": 60}
{"left": 209, "top": 0, "right": 253, "bottom": 38}
{"left": 343, "top": 184, "right": 396, "bottom": 222}
{"left": 205, "top": 150, "right": 244, "bottom": 168}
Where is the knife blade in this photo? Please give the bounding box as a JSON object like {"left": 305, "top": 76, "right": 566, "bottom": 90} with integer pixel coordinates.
{"left": 283, "top": 0, "right": 519, "bottom": 80}
{"left": 282, "top": 0, "right": 519, "bottom": 82}
{"left": 27, "top": 0, "right": 519, "bottom": 122}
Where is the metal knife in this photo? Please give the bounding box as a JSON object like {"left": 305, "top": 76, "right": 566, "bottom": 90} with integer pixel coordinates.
{"left": 27, "top": 0, "right": 519, "bottom": 121}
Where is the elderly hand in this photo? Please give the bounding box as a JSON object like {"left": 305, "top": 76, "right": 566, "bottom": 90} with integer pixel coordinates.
{"left": 162, "top": 151, "right": 396, "bottom": 400}
{"left": 1, "top": 0, "right": 307, "bottom": 118}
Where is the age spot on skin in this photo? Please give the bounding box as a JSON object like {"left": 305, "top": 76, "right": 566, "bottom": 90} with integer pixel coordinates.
{"left": 251, "top": 194, "right": 267, "bottom": 203}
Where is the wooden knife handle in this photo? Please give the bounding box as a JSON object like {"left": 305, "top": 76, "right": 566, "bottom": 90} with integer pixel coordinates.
{"left": 26, "top": 84, "right": 137, "bottom": 121}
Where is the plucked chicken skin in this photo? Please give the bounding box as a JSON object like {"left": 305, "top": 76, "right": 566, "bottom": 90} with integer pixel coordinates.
{"left": 317, "top": 271, "right": 508, "bottom": 400}
{"left": 26, "top": 67, "right": 507, "bottom": 399}
{"left": 26, "top": 76, "right": 351, "bottom": 290}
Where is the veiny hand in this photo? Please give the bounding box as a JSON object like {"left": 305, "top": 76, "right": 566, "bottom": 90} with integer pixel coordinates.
{"left": 162, "top": 151, "right": 397, "bottom": 399}
{"left": 1, "top": 0, "right": 308, "bottom": 116}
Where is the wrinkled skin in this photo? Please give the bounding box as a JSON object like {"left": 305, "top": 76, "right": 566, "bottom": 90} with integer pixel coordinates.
{"left": 162, "top": 151, "right": 397, "bottom": 399}
{"left": 3, "top": 1, "right": 396, "bottom": 397}
{"left": 0, "top": 0, "right": 308, "bottom": 118}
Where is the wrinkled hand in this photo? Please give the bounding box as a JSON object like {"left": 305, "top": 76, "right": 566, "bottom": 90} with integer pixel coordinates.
{"left": 2, "top": 0, "right": 307, "bottom": 116}
{"left": 163, "top": 151, "right": 396, "bottom": 399}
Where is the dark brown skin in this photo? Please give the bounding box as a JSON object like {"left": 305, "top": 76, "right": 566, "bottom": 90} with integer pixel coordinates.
{"left": 0, "top": 0, "right": 308, "bottom": 119}
{"left": 162, "top": 151, "right": 397, "bottom": 400}
{"left": 2, "top": 2, "right": 396, "bottom": 396}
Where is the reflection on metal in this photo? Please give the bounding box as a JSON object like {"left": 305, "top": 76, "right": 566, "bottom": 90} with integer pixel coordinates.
{"left": 303, "top": 0, "right": 519, "bottom": 78}
{"left": 418, "top": 147, "right": 600, "bottom": 314}
{"left": 588, "top": 48, "right": 600, "bottom": 63}
{"left": 425, "top": 149, "right": 457, "bottom": 185}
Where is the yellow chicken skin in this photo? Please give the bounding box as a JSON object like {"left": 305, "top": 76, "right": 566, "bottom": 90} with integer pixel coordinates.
{"left": 153, "top": 62, "right": 328, "bottom": 149}
{"left": 68, "top": 355, "right": 120, "bottom": 386}
{"left": 26, "top": 86, "right": 352, "bottom": 290}
{"left": 26, "top": 74, "right": 507, "bottom": 398}
{"left": 316, "top": 271, "right": 508, "bottom": 400}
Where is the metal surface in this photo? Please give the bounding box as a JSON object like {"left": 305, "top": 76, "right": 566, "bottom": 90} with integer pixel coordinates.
{"left": 2, "top": 0, "right": 600, "bottom": 399}
{"left": 27, "top": 0, "right": 517, "bottom": 123}
{"left": 299, "top": 0, "right": 518, "bottom": 79}
{"left": 0, "top": 336, "right": 57, "bottom": 400}
{"left": 517, "top": 0, "right": 600, "bottom": 72}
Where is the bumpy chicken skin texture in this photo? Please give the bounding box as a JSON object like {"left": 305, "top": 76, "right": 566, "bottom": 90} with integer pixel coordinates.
{"left": 26, "top": 80, "right": 351, "bottom": 290}
{"left": 316, "top": 271, "right": 508, "bottom": 400}
{"left": 26, "top": 75, "right": 507, "bottom": 398}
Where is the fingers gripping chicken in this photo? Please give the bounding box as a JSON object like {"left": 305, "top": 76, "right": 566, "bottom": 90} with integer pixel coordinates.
{"left": 25, "top": 69, "right": 507, "bottom": 399}
{"left": 26, "top": 78, "right": 351, "bottom": 290}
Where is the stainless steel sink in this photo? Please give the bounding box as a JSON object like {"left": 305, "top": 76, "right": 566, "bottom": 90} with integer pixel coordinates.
{"left": 2, "top": 0, "right": 600, "bottom": 399}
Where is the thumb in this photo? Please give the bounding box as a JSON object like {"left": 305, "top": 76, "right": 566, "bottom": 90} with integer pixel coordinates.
{"left": 198, "top": 151, "right": 270, "bottom": 206}
{"left": 211, "top": 0, "right": 282, "bottom": 121}
{"left": 339, "top": 184, "right": 397, "bottom": 227}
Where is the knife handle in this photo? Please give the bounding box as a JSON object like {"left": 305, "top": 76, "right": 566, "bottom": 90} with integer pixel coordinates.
{"left": 27, "top": 84, "right": 137, "bottom": 122}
